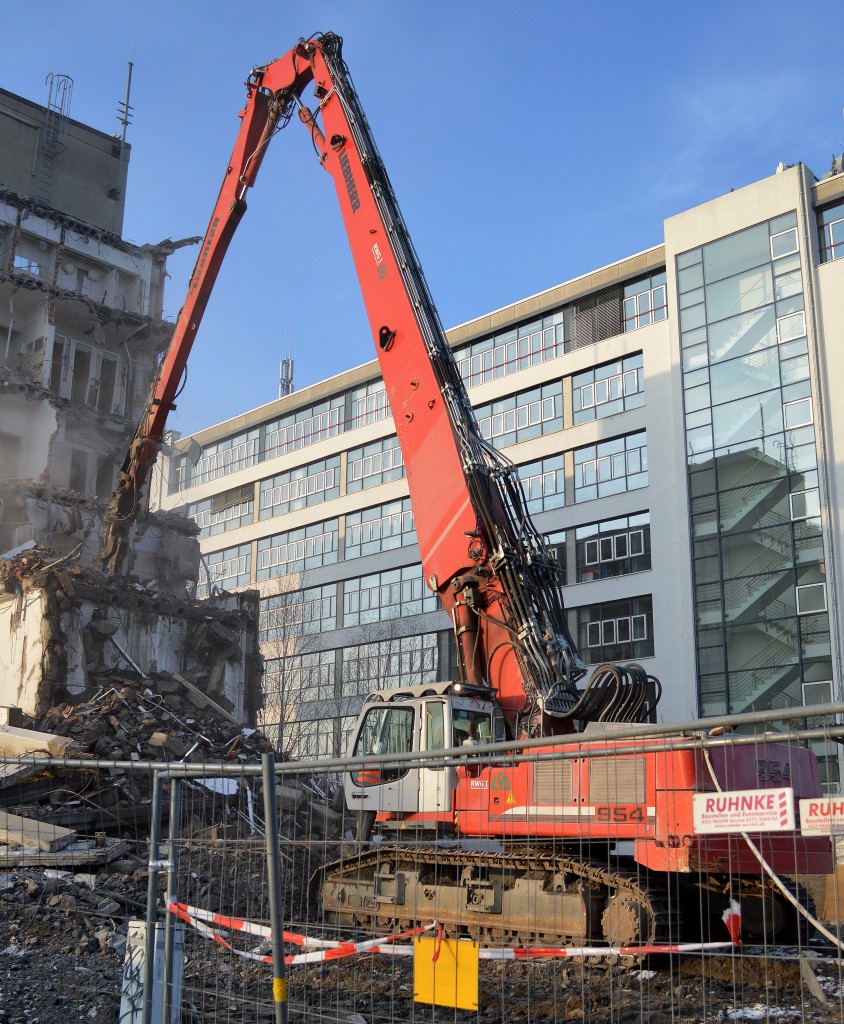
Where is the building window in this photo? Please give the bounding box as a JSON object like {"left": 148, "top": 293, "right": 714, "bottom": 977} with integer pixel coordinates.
{"left": 260, "top": 649, "right": 337, "bottom": 757}
{"left": 519, "top": 454, "right": 566, "bottom": 515}
{"left": 177, "top": 428, "right": 260, "bottom": 490}
{"left": 818, "top": 199, "right": 844, "bottom": 263}
{"left": 623, "top": 272, "right": 667, "bottom": 331}
{"left": 343, "top": 564, "right": 437, "bottom": 628}
{"left": 577, "top": 596, "right": 654, "bottom": 664}
{"left": 783, "top": 397, "right": 813, "bottom": 429}
{"left": 259, "top": 584, "right": 338, "bottom": 643}
{"left": 341, "top": 632, "right": 439, "bottom": 696}
{"left": 572, "top": 353, "right": 645, "bottom": 425}
{"left": 259, "top": 456, "right": 340, "bottom": 520}
{"left": 262, "top": 715, "right": 339, "bottom": 760}
{"left": 476, "top": 382, "right": 563, "bottom": 448}
{"left": 256, "top": 519, "right": 339, "bottom": 579}
{"left": 198, "top": 543, "right": 251, "bottom": 597}
{"left": 265, "top": 650, "right": 335, "bottom": 703}
{"left": 12, "top": 254, "right": 41, "bottom": 276}
{"left": 776, "top": 310, "right": 806, "bottom": 345}
{"left": 454, "top": 312, "right": 566, "bottom": 388}
{"left": 789, "top": 488, "right": 820, "bottom": 521}
{"left": 801, "top": 679, "right": 840, "bottom": 788}
{"left": 187, "top": 486, "right": 254, "bottom": 537}
{"left": 574, "top": 431, "right": 648, "bottom": 502}
{"left": 770, "top": 227, "right": 798, "bottom": 260}
{"left": 679, "top": 212, "right": 834, "bottom": 719}
{"left": 347, "top": 436, "right": 405, "bottom": 491}
{"left": 796, "top": 582, "right": 826, "bottom": 615}
{"left": 802, "top": 679, "right": 835, "bottom": 715}
{"left": 262, "top": 396, "right": 345, "bottom": 460}
{"left": 345, "top": 498, "right": 416, "bottom": 559}
{"left": 350, "top": 380, "right": 391, "bottom": 428}
{"left": 575, "top": 513, "right": 651, "bottom": 582}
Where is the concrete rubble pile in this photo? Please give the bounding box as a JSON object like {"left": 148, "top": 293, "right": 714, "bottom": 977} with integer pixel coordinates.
{"left": 0, "top": 671, "right": 348, "bottom": 860}
{"left": 0, "top": 865, "right": 146, "bottom": 957}
{"left": 0, "top": 541, "right": 262, "bottom": 723}
{"left": 31, "top": 675, "right": 270, "bottom": 763}
{"left": 0, "top": 675, "right": 348, "bottom": 1016}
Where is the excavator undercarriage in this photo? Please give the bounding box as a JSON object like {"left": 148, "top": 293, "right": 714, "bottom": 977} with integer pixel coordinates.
{"left": 314, "top": 843, "right": 812, "bottom": 959}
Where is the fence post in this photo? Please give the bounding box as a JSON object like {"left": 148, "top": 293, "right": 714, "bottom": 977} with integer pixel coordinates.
{"left": 142, "top": 769, "right": 165, "bottom": 1024}
{"left": 262, "top": 753, "right": 288, "bottom": 1024}
{"left": 161, "top": 777, "right": 182, "bottom": 1024}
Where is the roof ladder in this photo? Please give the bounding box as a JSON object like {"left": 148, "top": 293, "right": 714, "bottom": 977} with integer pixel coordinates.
{"left": 35, "top": 73, "right": 73, "bottom": 208}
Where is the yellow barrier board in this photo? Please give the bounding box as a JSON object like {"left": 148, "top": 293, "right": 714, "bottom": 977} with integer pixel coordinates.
{"left": 413, "top": 935, "right": 479, "bottom": 1010}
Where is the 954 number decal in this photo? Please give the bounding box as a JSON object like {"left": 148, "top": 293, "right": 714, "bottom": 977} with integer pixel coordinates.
{"left": 594, "top": 805, "right": 645, "bottom": 824}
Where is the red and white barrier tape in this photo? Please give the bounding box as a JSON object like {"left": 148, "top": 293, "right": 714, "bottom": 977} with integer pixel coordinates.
{"left": 349, "top": 940, "right": 738, "bottom": 959}
{"left": 168, "top": 899, "right": 740, "bottom": 964}
{"left": 167, "top": 901, "right": 433, "bottom": 964}
{"left": 170, "top": 902, "right": 331, "bottom": 948}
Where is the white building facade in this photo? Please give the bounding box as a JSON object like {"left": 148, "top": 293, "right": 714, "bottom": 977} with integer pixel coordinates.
{"left": 155, "top": 162, "right": 844, "bottom": 786}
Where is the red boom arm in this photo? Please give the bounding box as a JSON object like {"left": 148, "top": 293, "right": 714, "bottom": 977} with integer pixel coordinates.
{"left": 102, "top": 33, "right": 653, "bottom": 737}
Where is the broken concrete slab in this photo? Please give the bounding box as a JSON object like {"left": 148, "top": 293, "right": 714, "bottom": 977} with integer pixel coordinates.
{"left": 0, "top": 707, "right": 23, "bottom": 727}
{"left": 276, "top": 785, "right": 305, "bottom": 812}
{"left": 0, "top": 763, "right": 42, "bottom": 789}
{"left": 0, "top": 810, "right": 77, "bottom": 852}
{"left": 169, "top": 671, "right": 241, "bottom": 725}
{"left": 0, "top": 837, "right": 130, "bottom": 868}
{"left": 0, "top": 724, "right": 74, "bottom": 757}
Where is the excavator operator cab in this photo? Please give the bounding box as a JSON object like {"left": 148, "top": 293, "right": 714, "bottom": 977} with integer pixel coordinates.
{"left": 344, "top": 683, "right": 503, "bottom": 826}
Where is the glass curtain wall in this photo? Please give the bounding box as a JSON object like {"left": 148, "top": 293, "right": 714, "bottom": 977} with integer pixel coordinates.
{"left": 678, "top": 214, "right": 833, "bottom": 771}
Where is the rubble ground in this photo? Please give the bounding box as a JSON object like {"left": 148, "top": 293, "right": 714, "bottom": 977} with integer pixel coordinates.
{"left": 3, "top": 883, "right": 844, "bottom": 1024}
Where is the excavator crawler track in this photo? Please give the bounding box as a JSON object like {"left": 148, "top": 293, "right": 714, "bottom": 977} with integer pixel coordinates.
{"left": 313, "top": 844, "right": 681, "bottom": 964}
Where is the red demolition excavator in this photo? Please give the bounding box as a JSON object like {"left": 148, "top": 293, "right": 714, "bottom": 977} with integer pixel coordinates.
{"left": 100, "top": 33, "right": 831, "bottom": 950}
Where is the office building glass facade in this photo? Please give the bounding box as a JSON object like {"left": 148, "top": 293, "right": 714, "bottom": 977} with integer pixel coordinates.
{"left": 678, "top": 214, "right": 833, "bottom": 745}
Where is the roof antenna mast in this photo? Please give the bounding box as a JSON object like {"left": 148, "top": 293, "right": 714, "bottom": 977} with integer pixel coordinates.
{"left": 111, "top": 61, "right": 134, "bottom": 232}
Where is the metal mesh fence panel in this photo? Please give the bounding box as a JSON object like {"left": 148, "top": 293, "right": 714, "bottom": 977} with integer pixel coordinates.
{"left": 1, "top": 707, "right": 844, "bottom": 1022}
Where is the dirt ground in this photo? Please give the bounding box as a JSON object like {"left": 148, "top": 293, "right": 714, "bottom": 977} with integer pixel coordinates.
{"left": 3, "top": 907, "right": 843, "bottom": 1024}
{"left": 1, "top": 849, "right": 842, "bottom": 1023}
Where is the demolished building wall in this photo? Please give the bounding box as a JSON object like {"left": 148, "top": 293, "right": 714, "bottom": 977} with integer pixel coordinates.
{"left": 0, "top": 84, "right": 263, "bottom": 727}
{"left": 0, "top": 186, "right": 172, "bottom": 509}
{"left": 0, "top": 549, "right": 261, "bottom": 719}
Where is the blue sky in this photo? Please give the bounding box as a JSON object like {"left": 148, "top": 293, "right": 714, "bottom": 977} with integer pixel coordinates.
{"left": 5, "top": 1, "right": 844, "bottom": 436}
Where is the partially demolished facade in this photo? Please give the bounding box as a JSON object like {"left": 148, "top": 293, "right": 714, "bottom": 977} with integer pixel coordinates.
{"left": 0, "top": 83, "right": 262, "bottom": 722}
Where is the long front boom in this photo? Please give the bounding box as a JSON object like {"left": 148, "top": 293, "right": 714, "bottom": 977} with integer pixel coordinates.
{"left": 102, "top": 32, "right": 611, "bottom": 733}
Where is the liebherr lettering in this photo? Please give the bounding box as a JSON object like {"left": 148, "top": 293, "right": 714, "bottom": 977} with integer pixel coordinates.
{"left": 338, "top": 148, "right": 361, "bottom": 213}
{"left": 191, "top": 217, "right": 220, "bottom": 291}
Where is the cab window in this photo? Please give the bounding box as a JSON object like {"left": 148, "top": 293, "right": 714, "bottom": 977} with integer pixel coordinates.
{"left": 423, "top": 701, "right": 445, "bottom": 771}
{"left": 492, "top": 707, "right": 508, "bottom": 742}
{"left": 452, "top": 709, "right": 492, "bottom": 746}
{"left": 425, "top": 702, "right": 445, "bottom": 751}
{"left": 353, "top": 705, "right": 415, "bottom": 782}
